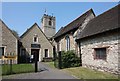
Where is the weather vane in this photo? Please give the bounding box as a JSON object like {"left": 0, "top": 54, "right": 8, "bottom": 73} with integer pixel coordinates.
{"left": 52, "top": 13, "right": 54, "bottom": 16}
{"left": 44, "top": 8, "right": 47, "bottom": 15}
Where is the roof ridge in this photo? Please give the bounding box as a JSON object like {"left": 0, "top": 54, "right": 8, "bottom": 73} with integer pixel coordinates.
{"left": 63, "top": 8, "right": 95, "bottom": 29}
{"left": 54, "top": 8, "right": 95, "bottom": 39}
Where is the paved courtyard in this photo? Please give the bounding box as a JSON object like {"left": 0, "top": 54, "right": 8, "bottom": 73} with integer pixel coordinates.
{"left": 2, "top": 62, "right": 76, "bottom": 79}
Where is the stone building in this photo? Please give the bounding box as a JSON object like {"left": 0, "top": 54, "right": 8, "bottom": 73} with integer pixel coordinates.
{"left": 76, "top": 4, "right": 119, "bottom": 74}
{"left": 20, "top": 23, "right": 53, "bottom": 63}
{"left": 0, "top": 20, "right": 19, "bottom": 64}
{"left": 54, "top": 9, "right": 95, "bottom": 56}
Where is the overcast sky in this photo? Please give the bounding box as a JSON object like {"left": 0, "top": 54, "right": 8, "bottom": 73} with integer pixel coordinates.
{"left": 1, "top": 2, "right": 118, "bottom": 36}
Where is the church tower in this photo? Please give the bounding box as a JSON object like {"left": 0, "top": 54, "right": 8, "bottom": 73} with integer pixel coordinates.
{"left": 41, "top": 14, "right": 56, "bottom": 39}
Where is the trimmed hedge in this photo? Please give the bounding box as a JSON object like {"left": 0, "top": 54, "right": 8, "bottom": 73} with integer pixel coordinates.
{"left": 61, "top": 50, "right": 80, "bottom": 68}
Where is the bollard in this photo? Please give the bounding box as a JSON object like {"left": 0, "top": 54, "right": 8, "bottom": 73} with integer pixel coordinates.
{"left": 35, "top": 53, "right": 38, "bottom": 72}
{"left": 10, "top": 59, "right": 12, "bottom": 74}
{"left": 58, "top": 51, "right": 62, "bottom": 69}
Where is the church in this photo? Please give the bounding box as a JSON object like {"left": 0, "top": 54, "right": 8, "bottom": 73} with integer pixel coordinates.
{"left": 0, "top": 14, "right": 56, "bottom": 64}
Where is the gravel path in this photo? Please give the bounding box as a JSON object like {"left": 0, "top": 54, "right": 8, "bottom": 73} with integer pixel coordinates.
{"left": 3, "top": 62, "right": 76, "bottom": 79}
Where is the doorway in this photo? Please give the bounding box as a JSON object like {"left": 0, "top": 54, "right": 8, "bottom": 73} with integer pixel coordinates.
{"left": 31, "top": 49, "right": 39, "bottom": 62}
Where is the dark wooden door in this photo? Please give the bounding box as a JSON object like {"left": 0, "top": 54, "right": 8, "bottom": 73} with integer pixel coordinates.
{"left": 31, "top": 49, "right": 39, "bottom": 62}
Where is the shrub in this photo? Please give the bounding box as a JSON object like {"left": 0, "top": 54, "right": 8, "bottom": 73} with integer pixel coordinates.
{"left": 61, "top": 50, "right": 80, "bottom": 68}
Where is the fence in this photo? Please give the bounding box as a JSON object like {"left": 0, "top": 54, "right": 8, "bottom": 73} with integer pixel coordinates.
{"left": 1, "top": 56, "right": 35, "bottom": 75}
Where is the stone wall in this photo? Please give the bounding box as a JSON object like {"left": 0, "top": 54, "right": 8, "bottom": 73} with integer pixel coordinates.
{"left": 57, "top": 33, "right": 76, "bottom": 52}
{"left": 2, "top": 22, "right": 18, "bottom": 64}
{"left": 0, "top": 21, "right": 2, "bottom": 47}
{"left": 42, "top": 14, "right": 56, "bottom": 39}
{"left": 21, "top": 24, "right": 53, "bottom": 61}
{"left": 80, "top": 31, "right": 119, "bottom": 74}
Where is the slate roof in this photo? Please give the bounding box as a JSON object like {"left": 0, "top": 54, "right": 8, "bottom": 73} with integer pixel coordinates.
{"left": 76, "top": 4, "right": 120, "bottom": 40}
{"left": 0, "top": 19, "right": 20, "bottom": 40}
{"left": 54, "top": 9, "right": 95, "bottom": 39}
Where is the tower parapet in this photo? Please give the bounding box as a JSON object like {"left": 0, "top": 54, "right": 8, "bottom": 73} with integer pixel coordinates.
{"left": 41, "top": 14, "right": 56, "bottom": 39}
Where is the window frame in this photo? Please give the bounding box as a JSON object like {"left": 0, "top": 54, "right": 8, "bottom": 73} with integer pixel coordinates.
{"left": 94, "top": 47, "right": 107, "bottom": 60}
{"left": 33, "top": 34, "right": 38, "bottom": 43}
{"left": 65, "top": 36, "right": 70, "bottom": 51}
{"left": 49, "top": 20, "right": 52, "bottom": 26}
{"left": 49, "top": 17, "right": 52, "bottom": 26}
{"left": 0, "top": 47, "right": 5, "bottom": 58}
{"left": 44, "top": 49, "right": 49, "bottom": 57}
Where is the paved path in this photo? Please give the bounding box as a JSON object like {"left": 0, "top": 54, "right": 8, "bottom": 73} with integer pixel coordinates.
{"left": 3, "top": 62, "right": 76, "bottom": 79}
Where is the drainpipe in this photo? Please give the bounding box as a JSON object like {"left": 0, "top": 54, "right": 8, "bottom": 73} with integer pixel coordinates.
{"left": 79, "top": 41, "right": 82, "bottom": 66}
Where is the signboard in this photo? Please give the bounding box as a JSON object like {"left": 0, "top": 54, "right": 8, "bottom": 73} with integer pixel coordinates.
{"left": 4, "top": 55, "right": 17, "bottom": 60}
{"left": 31, "top": 44, "right": 41, "bottom": 48}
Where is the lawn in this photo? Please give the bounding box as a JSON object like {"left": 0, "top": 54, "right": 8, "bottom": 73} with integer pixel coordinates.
{"left": 62, "top": 67, "right": 118, "bottom": 80}
{"left": 2, "top": 63, "right": 35, "bottom": 75}
{"left": 43, "top": 62, "right": 119, "bottom": 80}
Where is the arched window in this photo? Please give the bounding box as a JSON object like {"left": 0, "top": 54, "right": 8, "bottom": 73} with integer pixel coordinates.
{"left": 49, "top": 18, "right": 52, "bottom": 26}
{"left": 33, "top": 34, "right": 38, "bottom": 43}
{"left": 49, "top": 20, "right": 52, "bottom": 26}
{"left": 66, "top": 36, "right": 70, "bottom": 51}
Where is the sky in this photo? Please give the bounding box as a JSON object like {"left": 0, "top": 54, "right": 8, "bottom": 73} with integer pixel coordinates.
{"left": 1, "top": 2, "right": 118, "bottom": 36}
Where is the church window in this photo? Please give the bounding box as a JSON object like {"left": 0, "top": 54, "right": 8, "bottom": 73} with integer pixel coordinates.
{"left": 65, "top": 36, "right": 70, "bottom": 51}
{"left": 49, "top": 21, "right": 51, "bottom": 26}
{"left": 33, "top": 35, "right": 38, "bottom": 43}
{"left": 49, "top": 18, "right": 52, "bottom": 26}
{"left": 45, "top": 49, "right": 48, "bottom": 57}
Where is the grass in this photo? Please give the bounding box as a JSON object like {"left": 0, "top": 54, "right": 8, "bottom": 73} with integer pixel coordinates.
{"left": 62, "top": 67, "right": 118, "bottom": 79}
{"left": 44, "top": 62, "right": 119, "bottom": 80}
{"left": 2, "top": 63, "right": 35, "bottom": 75}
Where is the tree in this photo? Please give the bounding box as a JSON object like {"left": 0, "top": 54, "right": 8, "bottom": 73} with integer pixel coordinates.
{"left": 11, "top": 30, "right": 19, "bottom": 37}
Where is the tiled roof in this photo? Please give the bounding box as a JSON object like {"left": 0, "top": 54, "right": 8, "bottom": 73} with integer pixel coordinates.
{"left": 54, "top": 9, "right": 95, "bottom": 39}
{"left": 76, "top": 4, "right": 120, "bottom": 40}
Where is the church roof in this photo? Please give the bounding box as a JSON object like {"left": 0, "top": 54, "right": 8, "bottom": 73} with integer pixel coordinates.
{"left": 54, "top": 9, "right": 95, "bottom": 39}
{"left": 76, "top": 4, "right": 120, "bottom": 40}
